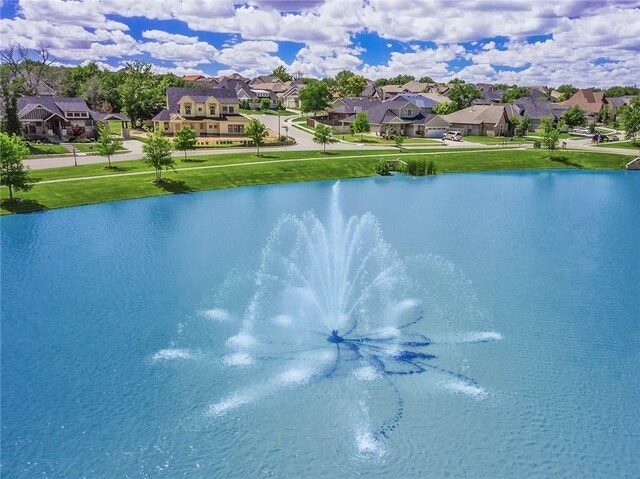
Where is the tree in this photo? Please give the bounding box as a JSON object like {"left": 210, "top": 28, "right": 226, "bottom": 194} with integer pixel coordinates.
{"left": 271, "top": 66, "right": 292, "bottom": 82}
{"left": 433, "top": 101, "right": 457, "bottom": 115}
{"left": 605, "top": 85, "right": 640, "bottom": 97}
{"left": 618, "top": 96, "right": 640, "bottom": 143}
{"left": 0, "top": 132, "right": 31, "bottom": 201}
{"left": 562, "top": 105, "right": 586, "bottom": 128}
{"left": 448, "top": 83, "right": 481, "bottom": 110}
{"left": 351, "top": 111, "right": 370, "bottom": 140}
{"left": 313, "top": 124, "right": 338, "bottom": 153}
{"left": 388, "top": 74, "right": 415, "bottom": 85}
{"left": 394, "top": 134, "right": 405, "bottom": 149}
{"left": 335, "top": 70, "right": 367, "bottom": 97}
{"left": 0, "top": 76, "right": 21, "bottom": 136}
{"left": 245, "top": 118, "right": 269, "bottom": 156}
{"left": 539, "top": 116, "right": 560, "bottom": 158}
{"left": 600, "top": 105, "right": 613, "bottom": 126}
{"left": 142, "top": 129, "right": 175, "bottom": 182}
{"left": 518, "top": 115, "right": 532, "bottom": 136}
{"left": 418, "top": 76, "right": 434, "bottom": 83}
{"left": 81, "top": 75, "right": 107, "bottom": 110}
{"left": 299, "top": 81, "right": 332, "bottom": 117}
{"left": 95, "top": 122, "right": 123, "bottom": 168}
{"left": 173, "top": 126, "right": 197, "bottom": 161}
{"left": 0, "top": 43, "right": 53, "bottom": 95}
{"left": 259, "top": 97, "right": 271, "bottom": 111}
{"left": 501, "top": 86, "right": 530, "bottom": 103}
{"left": 556, "top": 84, "right": 578, "bottom": 102}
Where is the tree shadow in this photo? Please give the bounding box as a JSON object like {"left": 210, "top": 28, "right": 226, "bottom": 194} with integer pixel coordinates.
{"left": 153, "top": 179, "right": 194, "bottom": 194}
{"left": 320, "top": 151, "right": 339, "bottom": 155}
{"left": 253, "top": 154, "right": 277, "bottom": 159}
{"left": 182, "top": 158, "right": 206, "bottom": 163}
{"left": 550, "top": 155, "right": 583, "bottom": 168}
{"left": 101, "top": 165, "right": 128, "bottom": 172}
{"left": 1, "top": 198, "right": 48, "bottom": 214}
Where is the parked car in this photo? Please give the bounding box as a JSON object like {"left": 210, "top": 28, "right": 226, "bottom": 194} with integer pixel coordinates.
{"left": 609, "top": 135, "right": 619, "bottom": 141}
{"left": 599, "top": 135, "right": 610, "bottom": 142}
{"left": 444, "top": 131, "right": 462, "bottom": 141}
{"left": 572, "top": 127, "right": 590, "bottom": 134}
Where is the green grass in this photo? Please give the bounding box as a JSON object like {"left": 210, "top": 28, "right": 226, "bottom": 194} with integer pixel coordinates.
{"left": 596, "top": 140, "right": 640, "bottom": 150}
{"left": 338, "top": 134, "right": 440, "bottom": 145}
{"left": 2, "top": 149, "right": 632, "bottom": 214}
{"left": 106, "top": 120, "right": 123, "bottom": 135}
{"left": 463, "top": 135, "right": 533, "bottom": 144}
{"left": 71, "top": 143, "right": 128, "bottom": 153}
{"left": 239, "top": 108, "right": 297, "bottom": 116}
{"left": 27, "top": 144, "right": 69, "bottom": 156}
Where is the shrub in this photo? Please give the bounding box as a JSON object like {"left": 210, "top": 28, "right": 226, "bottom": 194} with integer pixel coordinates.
{"left": 375, "top": 160, "right": 391, "bottom": 176}
{"left": 426, "top": 161, "right": 438, "bottom": 175}
{"left": 404, "top": 159, "right": 427, "bottom": 176}
{"left": 533, "top": 140, "right": 541, "bottom": 149}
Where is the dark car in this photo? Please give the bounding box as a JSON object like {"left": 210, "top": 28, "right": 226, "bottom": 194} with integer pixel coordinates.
{"left": 609, "top": 135, "right": 620, "bottom": 141}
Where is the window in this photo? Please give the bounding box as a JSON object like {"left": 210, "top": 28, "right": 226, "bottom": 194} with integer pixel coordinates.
{"left": 228, "top": 124, "right": 244, "bottom": 134}
{"left": 222, "top": 106, "right": 228, "bottom": 113}
{"left": 403, "top": 108, "right": 414, "bottom": 117}
{"left": 198, "top": 107, "right": 202, "bottom": 112}
{"left": 228, "top": 106, "right": 235, "bottom": 113}
{"left": 184, "top": 103, "right": 192, "bottom": 115}
{"left": 164, "top": 122, "right": 169, "bottom": 129}
{"left": 209, "top": 105, "right": 216, "bottom": 115}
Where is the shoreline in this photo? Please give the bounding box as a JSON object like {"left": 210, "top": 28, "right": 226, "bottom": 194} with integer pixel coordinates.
{"left": 1, "top": 148, "right": 635, "bottom": 215}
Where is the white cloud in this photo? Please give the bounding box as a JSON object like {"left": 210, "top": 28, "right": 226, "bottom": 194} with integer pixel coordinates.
{"left": 141, "top": 30, "right": 200, "bottom": 45}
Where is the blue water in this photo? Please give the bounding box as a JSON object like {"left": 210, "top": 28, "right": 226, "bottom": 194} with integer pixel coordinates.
{"left": 2, "top": 171, "right": 639, "bottom": 478}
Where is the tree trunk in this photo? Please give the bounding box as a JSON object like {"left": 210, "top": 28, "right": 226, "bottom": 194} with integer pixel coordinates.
{"left": 184, "top": 150, "right": 187, "bottom": 161}
{"left": 8, "top": 183, "right": 13, "bottom": 199}
{"left": 107, "top": 154, "right": 112, "bottom": 167}
{"left": 156, "top": 168, "right": 161, "bottom": 181}
{"left": 256, "top": 144, "right": 260, "bottom": 157}
{"left": 323, "top": 142, "right": 326, "bottom": 153}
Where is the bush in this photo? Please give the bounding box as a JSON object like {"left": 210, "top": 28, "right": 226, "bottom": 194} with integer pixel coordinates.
{"left": 426, "top": 161, "right": 438, "bottom": 175}
{"left": 375, "top": 160, "right": 391, "bottom": 176}
{"left": 533, "top": 140, "right": 541, "bottom": 149}
{"left": 404, "top": 159, "right": 427, "bottom": 176}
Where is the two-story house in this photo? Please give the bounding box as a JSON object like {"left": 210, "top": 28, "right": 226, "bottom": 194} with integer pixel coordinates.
{"left": 152, "top": 87, "right": 250, "bottom": 137}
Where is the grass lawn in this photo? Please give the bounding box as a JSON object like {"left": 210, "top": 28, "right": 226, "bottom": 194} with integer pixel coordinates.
{"left": 463, "top": 135, "right": 533, "bottom": 144}
{"left": 71, "top": 143, "right": 128, "bottom": 153}
{"left": 2, "top": 149, "right": 632, "bottom": 215}
{"left": 27, "top": 144, "right": 70, "bottom": 157}
{"left": 239, "top": 109, "right": 297, "bottom": 116}
{"left": 596, "top": 140, "right": 640, "bottom": 150}
{"left": 106, "top": 120, "right": 123, "bottom": 135}
{"left": 337, "top": 134, "right": 440, "bottom": 145}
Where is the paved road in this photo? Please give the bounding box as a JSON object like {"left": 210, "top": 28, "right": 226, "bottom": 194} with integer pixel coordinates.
{"left": 24, "top": 120, "right": 637, "bottom": 170}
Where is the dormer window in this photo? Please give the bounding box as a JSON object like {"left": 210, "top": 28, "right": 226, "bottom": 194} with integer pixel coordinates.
{"left": 228, "top": 106, "right": 235, "bottom": 113}
{"left": 222, "top": 106, "right": 228, "bottom": 113}
{"left": 209, "top": 105, "right": 216, "bottom": 115}
{"left": 184, "top": 103, "right": 192, "bottom": 115}
{"left": 402, "top": 108, "right": 414, "bottom": 118}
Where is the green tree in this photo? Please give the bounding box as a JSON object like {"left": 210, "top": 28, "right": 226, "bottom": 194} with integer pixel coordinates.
{"left": 245, "top": 118, "right": 269, "bottom": 156}
{"left": 388, "top": 74, "right": 415, "bottom": 85}
{"left": 80, "top": 75, "right": 107, "bottom": 110}
{"left": 540, "top": 116, "right": 560, "bottom": 158}
{"left": 95, "top": 122, "right": 123, "bottom": 168}
{"left": 0, "top": 77, "right": 21, "bottom": 136}
{"left": 335, "top": 70, "right": 367, "bottom": 97}
{"left": 605, "top": 86, "right": 640, "bottom": 97}
{"left": 600, "top": 105, "right": 613, "bottom": 126}
{"left": 501, "top": 86, "right": 530, "bottom": 103}
{"left": 351, "top": 111, "right": 370, "bottom": 140}
{"left": 556, "top": 84, "right": 578, "bottom": 102}
{"left": 518, "top": 115, "right": 532, "bottom": 136}
{"left": 618, "top": 96, "right": 640, "bottom": 143}
{"left": 448, "top": 83, "right": 481, "bottom": 110}
{"left": 312, "top": 123, "right": 338, "bottom": 153}
{"left": 142, "top": 129, "right": 175, "bottom": 182}
{"left": 418, "top": 76, "right": 434, "bottom": 83}
{"left": 299, "top": 81, "right": 332, "bottom": 117}
{"left": 259, "top": 97, "right": 271, "bottom": 111}
{"left": 173, "top": 126, "right": 197, "bottom": 161}
{"left": 433, "top": 101, "right": 457, "bottom": 115}
{"left": 271, "top": 66, "right": 292, "bottom": 82}
{"left": 562, "top": 105, "right": 586, "bottom": 128}
{"left": 0, "top": 132, "right": 31, "bottom": 200}
{"left": 394, "top": 134, "right": 405, "bottom": 149}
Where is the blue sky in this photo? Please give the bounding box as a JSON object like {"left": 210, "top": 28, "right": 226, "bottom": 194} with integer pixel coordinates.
{"left": 1, "top": 0, "right": 639, "bottom": 86}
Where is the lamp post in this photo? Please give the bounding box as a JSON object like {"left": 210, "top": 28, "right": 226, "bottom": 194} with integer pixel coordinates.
{"left": 278, "top": 110, "right": 281, "bottom": 144}
{"left": 72, "top": 146, "right": 78, "bottom": 167}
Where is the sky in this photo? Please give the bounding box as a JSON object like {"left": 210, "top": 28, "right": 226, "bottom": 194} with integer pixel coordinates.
{"left": 0, "top": 0, "right": 639, "bottom": 86}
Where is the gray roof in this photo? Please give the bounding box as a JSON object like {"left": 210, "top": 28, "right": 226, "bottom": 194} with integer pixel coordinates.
{"left": 513, "top": 97, "right": 568, "bottom": 120}
{"left": 608, "top": 96, "right": 635, "bottom": 108}
{"left": 152, "top": 109, "right": 170, "bottom": 121}
{"left": 17, "top": 96, "right": 92, "bottom": 118}
{"left": 388, "top": 93, "right": 437, "bottom": 109}
{"left": 343, "top": 99, "right": 431, "bottom": 125}
{"left": 331, "top": 97, "right": 380, "bottom": 114}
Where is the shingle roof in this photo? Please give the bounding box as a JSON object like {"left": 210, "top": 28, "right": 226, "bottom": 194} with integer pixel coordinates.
{"left": 389, "top": 93, "right": 437, "bottom": 109}
{"left": 562, "top": 89, "right": 607, "bottom": 115}
{"left": 166, "top": 87, "right": 240, "bottom": 115}
{"left": 17, "top": 96, "right": 91, "bottom": 118}
{"left": 441, "top": 104, "right": 510, "bottom": 126}
{"left": 331, "top": 97, "right": 380, "bottom": 114}
{"left": 513, "top": 97, "right": 568, "bottom": 120}
{"left": 152, "top": 109, "right": 170, "bottom": 121}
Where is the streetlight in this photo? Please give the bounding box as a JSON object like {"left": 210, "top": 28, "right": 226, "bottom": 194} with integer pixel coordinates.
{"left": 72, "top": 146, "right": 78, "bottom": 166}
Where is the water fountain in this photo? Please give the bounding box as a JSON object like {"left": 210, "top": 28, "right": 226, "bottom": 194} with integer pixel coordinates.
{"left": 157, "top": 182, "right": 501, "bottom": 451}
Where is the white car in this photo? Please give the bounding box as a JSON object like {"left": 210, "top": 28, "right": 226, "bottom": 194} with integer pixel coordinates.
{"left": 444, "top": 131, "right": 463, "bottom": 141}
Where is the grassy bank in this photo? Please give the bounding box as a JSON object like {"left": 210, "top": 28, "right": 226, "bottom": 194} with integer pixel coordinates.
{"left": 597, "top": 140, "right": 640, "bottom": 150}
{"left": 1, "top": 149, "right": 633, "bottom": 214}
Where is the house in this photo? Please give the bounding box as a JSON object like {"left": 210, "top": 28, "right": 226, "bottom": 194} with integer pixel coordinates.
{"left": 183, "top": 74, "right": 207, "bottom": 82}
{"left": 327, "top": 97, "right": 380, "bottom": 122}
{"left": 361, "top": 80, "right": 382, "bottom": 100}
{"left": 608, "top": 95, "right": 636, "bottom": 117}
{"left": 152, "top": 87, "right": 250, "bottom": 137}
{"left": 381, "top": 84, "right": 406, "bottom": 100}
{"left": 474, "top": 84, "right": 503, "bottom": 104}
{"left": 236, "top": 84, "right": 279, "bottom": 109}
{"left": 249, "top": 75, "right": 283, "bottom": 87}
{"left": 340, "top": 95, "right": 440, "bottom": 138}
{"left": 15, "top": 96, "right": 102, "bottom": 139}
{"left": 439, "top": 104, "right": 515, "bottom": 137}
{"left": 279, "top": 79, "right": 305, "bottom": 109}
{"left": 512, "top": 97, "right": 568, "bottom": 130}
{"left": 562, "top": 89, "right": 609, "bottom": 119}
